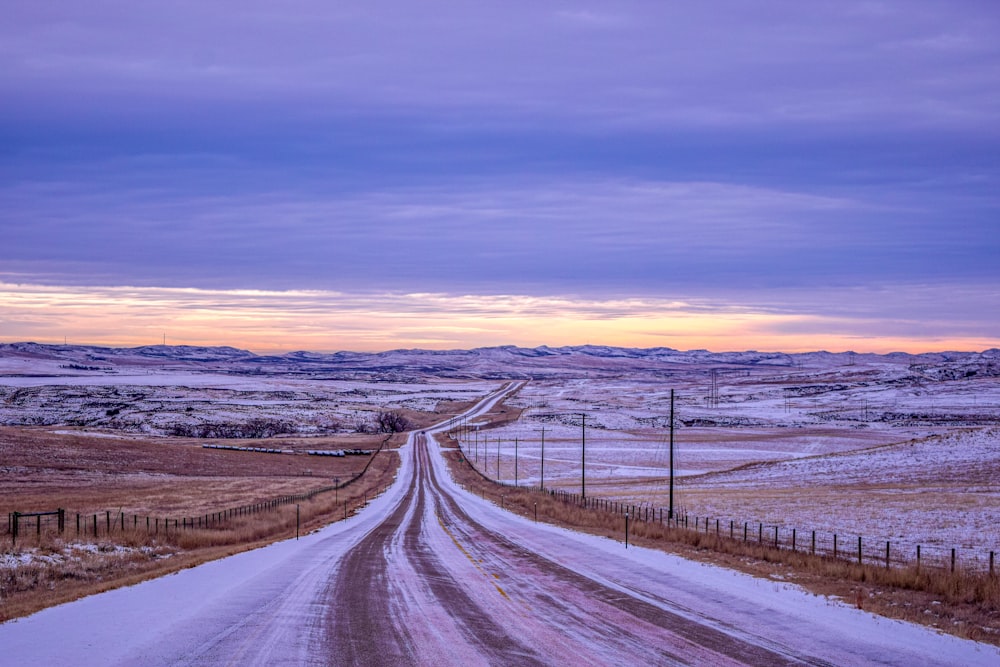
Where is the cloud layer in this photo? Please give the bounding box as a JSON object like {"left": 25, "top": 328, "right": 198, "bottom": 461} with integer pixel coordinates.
{"left": 2, "top": 282, "right": 995, "bottom": 354}
{"left": 2, "top": 2, "right": 998, "bottom": 351}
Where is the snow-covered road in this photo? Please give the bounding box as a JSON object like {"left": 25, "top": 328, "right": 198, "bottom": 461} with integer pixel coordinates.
{"left": 2, "top": 385, "right": 998, "bottom": 666}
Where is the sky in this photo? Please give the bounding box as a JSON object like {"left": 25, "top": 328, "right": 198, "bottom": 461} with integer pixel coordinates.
{"left": 2, "top": 1, "right": 998, "bottom": 354}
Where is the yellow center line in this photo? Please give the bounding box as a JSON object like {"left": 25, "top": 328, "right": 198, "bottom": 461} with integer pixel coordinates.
{"left": 437, "top": 511, "right": 513, "bottom": 602}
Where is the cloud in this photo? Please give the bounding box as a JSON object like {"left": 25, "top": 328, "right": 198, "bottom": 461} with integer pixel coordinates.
{"left": 1, "top": 282, "right": 995, "bottom": 354}
{"left": 3, "top": 175, "right": 939, "bottom": 293}
{"left": 2, "top": 3, "right": 998, "bottom": 353}
{"left": 3, "top": 2, "right": 998, "bottom": 132}
{"left": 553, "top": 10, "right": 630, "bottom": 29}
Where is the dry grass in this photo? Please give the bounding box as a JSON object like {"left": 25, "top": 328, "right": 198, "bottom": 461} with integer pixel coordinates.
{"left": 0, "top": 426, "right": 404, "bottom": 621}
{"left": 441, "top": 433, "right": 1000, "bottom": 646}
{"left": 0, "top": 387, "right": 488, "bottom": 620}
{"left": 0, "top": 426, "right": 399, "bottom": 511}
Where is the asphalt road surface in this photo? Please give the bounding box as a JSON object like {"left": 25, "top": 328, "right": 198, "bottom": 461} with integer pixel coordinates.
{"left": 3, "top": 386, "right": 998, "bottom": 666}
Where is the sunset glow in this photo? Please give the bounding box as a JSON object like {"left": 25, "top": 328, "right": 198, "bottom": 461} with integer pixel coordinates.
{"left": 2, "top": 3, "right": 998, "bottom": 354}
{"left": 2, "top": 282, "right": 993, "bottom": 354}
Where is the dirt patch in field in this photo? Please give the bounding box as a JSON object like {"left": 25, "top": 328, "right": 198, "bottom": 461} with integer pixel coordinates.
{"left": 0, "top": 426, "right": 404, "bottom": 621}
{"left": 0, "top": 426, "right": 404, "bottom": 512}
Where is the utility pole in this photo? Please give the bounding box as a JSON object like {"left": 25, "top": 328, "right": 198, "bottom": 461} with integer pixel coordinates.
{"left": 581, "top": 413, "right": 587, "bottom": 499}
{"left": 515, "top": 437, "right": 519, "bottom": 486}
{"left": 540, "top": 427, "right": 546, "bottom": 491}
{"left": 669, "top": 389, "right": 675, "bottom": 520}
{"left": 496, "top": 437, "right": 501, "bottom": 483}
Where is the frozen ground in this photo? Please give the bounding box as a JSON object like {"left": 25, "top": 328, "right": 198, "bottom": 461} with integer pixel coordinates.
{"left": 0, "top": 371, "right": 492, "bottom": 437}
{"left": 670, "top": 427, "right": 1000, "bottom": 562}
{"left": 2, "top": 394, "right": 998, "bottom": 666}
{"left": 4, "top": 342, "right": 998, "bottom": 563}
{"left": 461, "top": 357, "right": 1000, "bottom": 560}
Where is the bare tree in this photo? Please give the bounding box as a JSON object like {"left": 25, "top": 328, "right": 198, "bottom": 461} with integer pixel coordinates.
{"left": 376, "top": 410, "right": 411, "bottom": 433}
{"left": 353, "top": 416, "right": 375, "bottom": 434}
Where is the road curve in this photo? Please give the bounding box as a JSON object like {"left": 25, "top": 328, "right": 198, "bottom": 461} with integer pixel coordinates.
{"left": 2, "top": 384, "right": 998, "bottom": 666}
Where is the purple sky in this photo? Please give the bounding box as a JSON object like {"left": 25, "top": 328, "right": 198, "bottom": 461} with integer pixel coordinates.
{"left": 2, "top": 2, "right": 998, "bottom": 352}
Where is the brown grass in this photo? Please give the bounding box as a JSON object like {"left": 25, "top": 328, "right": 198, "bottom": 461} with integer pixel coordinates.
{"left": 440, "top": 432, "right": 1000, "bottom": 646}
{"left": 0, "top": 387, "right": 491, "bottom": 620}
{"left": 0, "top": 426, "right": 404, "bottom": 621}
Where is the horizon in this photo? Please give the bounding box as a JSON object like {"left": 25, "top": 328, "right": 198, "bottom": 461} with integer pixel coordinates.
{"left": 5, "top": 337, "right": 996, "bottom": 359}
{"left": 3, "top": 3, "right": 998, "bottom": 353}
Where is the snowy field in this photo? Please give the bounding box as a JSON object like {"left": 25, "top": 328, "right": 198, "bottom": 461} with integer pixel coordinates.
{"left": 462, "top": 357, "right": 1000, "bottom": 560}
{"left": 4, "top": 343, "right": 999, "bottom": 563}
{"left": 3, "top": 410, "right": 999, "bottom": 666}
{"left": 0, "top": 372, "right": 493, "bottom": 437}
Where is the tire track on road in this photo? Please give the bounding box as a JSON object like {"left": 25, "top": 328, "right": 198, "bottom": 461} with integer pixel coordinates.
{"left": 327, "top": 432, "right": 545, "bottom": 665}
{"left": 423, "top": 438, "right": 832, "bottom": 666}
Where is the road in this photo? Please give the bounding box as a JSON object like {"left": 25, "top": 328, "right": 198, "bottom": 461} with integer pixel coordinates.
{"left": 2, "top": 385, "right": 998, "bottom": 666}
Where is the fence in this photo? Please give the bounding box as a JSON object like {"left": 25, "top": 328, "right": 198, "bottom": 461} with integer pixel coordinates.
{"left": 8, "top": 510, "right": 66, "bottom": 545}
{"left": 4, "top": 433, "right": 396, "bottom": 547}
{"left": 457, "top": 438, "right": 998, "bottom": 577}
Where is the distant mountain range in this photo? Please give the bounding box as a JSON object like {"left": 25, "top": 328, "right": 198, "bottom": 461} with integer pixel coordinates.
{"left": 2, "top": 342, "right": 997, "bottom": 381}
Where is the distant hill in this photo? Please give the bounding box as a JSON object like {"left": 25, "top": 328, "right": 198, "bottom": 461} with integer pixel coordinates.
{"left": 1, "top": 341, "right": 997, "bottom": 382}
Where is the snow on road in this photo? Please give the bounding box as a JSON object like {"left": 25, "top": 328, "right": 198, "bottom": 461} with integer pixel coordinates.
{"left": 1, "top": 384, "right": 997, "bottom": 666}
